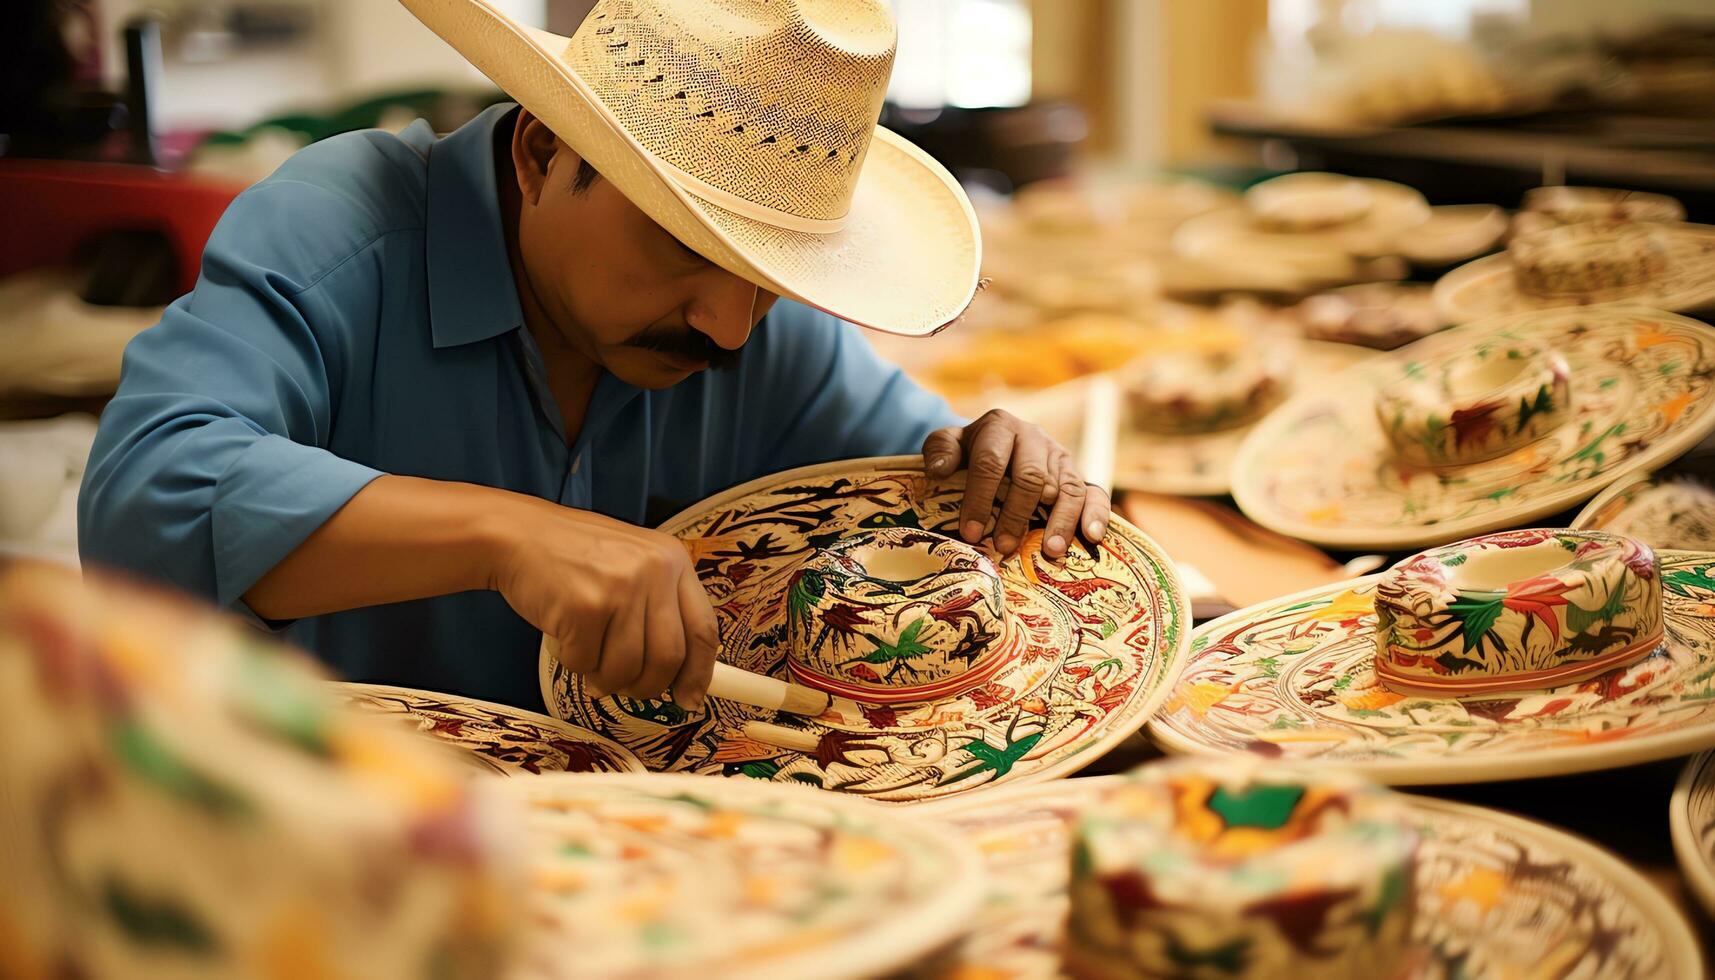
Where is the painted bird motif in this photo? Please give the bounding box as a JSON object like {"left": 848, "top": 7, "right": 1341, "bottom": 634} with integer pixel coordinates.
{"left": 839, "top": 618, "right": 934, "bottom": 683}
{"left": 928, "top": 590, "right": 990, "bottom": 631}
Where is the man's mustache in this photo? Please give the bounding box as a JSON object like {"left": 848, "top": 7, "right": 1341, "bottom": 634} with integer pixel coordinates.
{"left": 624, "top": 323, "right": 742, "bottom": 370}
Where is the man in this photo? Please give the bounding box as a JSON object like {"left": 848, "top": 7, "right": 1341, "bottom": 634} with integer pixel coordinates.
{"left": 79, "top": 0, "right": 1109, "bottom": 714}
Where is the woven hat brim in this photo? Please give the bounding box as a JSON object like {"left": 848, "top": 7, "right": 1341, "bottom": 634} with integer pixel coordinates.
{"left": 1432, "top": 223, "right": 1715, "bottom": 324}
{"left": 399, "top": 0, "right": 979, "bottom": 337}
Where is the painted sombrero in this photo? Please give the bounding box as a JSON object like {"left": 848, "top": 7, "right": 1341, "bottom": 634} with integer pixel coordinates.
{"left": 1575, "top": 470, "right": 1715, "bottom": 552}
{"left": 1232, "top": 306, "right": 1715, "bottom": 550}
{"left": 539, "top": 457, "right": 1190, "bottom": 804}
{"left": 920, "top": 771, "right": 1700, "bottom": 979}
{"left": 1669, "top": 751, "right": 1715, "bottom": 920}
{"left": 1173, "top": 173, "right": 1432, "bottom": 261}
{"left": 1435, "top": 219, "right": 1715, "bottom": 325}
{"left": 1114, "top": 334, "right": 1377, "bottom": 496}
{"left": 331, "top": 682, "right": 644, "bottom": 777}
{"left": 1148, "top": 528, "right": 1715, "bottom": 784}
{"left": 0, "top": 559, "right": 519, "bottom": 979}
{"left": 501, "top": 773, "right": 982, "bottom": 979}
{"left": 1294, "top": 281, "right": 1447, "bottom": 351}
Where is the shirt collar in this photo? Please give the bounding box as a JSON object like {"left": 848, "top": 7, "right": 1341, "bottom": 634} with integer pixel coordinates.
{"left": 426, "top": 102, "right": 527, "bottom": 349}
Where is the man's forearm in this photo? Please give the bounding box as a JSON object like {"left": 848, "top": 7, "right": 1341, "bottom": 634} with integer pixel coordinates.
{"left": 242, "top": 474, "right": 524, "bottom": 620}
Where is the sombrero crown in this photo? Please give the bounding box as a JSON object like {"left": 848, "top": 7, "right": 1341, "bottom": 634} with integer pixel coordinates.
{"left": 400, "top": 0, "right": 981, "bottom": 335}
{"left": 570, "top": 0, "right": 892, "bottom": 231}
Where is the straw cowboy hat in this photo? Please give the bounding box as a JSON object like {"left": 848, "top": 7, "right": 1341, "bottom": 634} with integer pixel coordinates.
{"left": 399, "top": 0, "right": 980, "bottom": 336}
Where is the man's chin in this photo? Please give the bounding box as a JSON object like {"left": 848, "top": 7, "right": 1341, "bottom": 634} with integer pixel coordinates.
{"left": 613, "top": 360, "right": 703, "bottom": 390}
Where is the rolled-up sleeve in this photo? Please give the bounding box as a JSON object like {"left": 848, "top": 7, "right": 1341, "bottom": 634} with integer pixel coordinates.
{"left": 748, "top": 303, "right": 965, "bottom": 472}
{"left": 78, "top": 179, "right": 391, "bottom": 610}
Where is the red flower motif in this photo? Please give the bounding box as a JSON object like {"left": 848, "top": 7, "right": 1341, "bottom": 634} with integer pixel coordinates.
{"left": 1501, "top": 574, "right": 1574, "bottom": 642}
{"left": 846, "top": 663, "right": 882, "bottom": 682}
{"left": 1448, "top": 400, "right": 1503, "bottom": 451}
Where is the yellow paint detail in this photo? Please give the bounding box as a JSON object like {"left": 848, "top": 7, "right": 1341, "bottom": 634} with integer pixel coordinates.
{"left": 1437, "top": 865, "right": 1507, "bottom": 912}
{"left": 256, "top": 905, "right": 337, "bottom": 980}
{"left": 1305, "top": 504, "right": 1342, "bottom": 525}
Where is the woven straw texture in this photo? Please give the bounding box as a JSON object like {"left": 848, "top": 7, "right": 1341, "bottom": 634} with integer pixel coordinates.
{"left": 400, "top": 0, "right": 979, "bottom": 336}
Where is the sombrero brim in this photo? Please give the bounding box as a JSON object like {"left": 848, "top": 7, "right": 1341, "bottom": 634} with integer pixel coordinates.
{"left": 1231, "top": 306, "right": 1715, "bottom": 549}
{"left": 1114, "top": 340, "right": 1377, "bottom": 496}
{"left": 920, "top": 776, "right": 1702, "bottom": 979}
{"left": 1146, "top": 550, "right": 1715, "bottom": 784}
{"left": 1397, "top": 204, "right": 1508, "bottom": 266}
{"left": 537, "top": 456, "right": 1191, "bottom": 804}
{"left": 500, "top": 773, "right": 984, "bottom": 979}
{"left": 398, "top": 0, "right": 979, "bottom": 337}
{"left": 1433, "top": 223, "right": 1715, "bottom": 325}
{"left": 331, "top": 682, "right": 645, "bottom": 776}
{"left": 1574, "top": 471, "right": 1715, "bottom": 551}
{"left": 1173, "top": 178, "right": 1431, "bottom": 259}
{"left": 1670, "top": 752, "right": 1715, "bottom": 920}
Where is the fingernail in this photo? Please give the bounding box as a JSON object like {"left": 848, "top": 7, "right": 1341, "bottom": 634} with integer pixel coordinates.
{"left": 1047, "top": 534, "right": 1066, "bottom": 555}
{"left": 962, "top": 520, "right": 984, "bottom": 542}
{"left": 995, "top": 534, "right": 1017, "bottom": 554}
{"left": 929, "top": 455, "right": 953, "bottom": 475}
{"left": 1089, "top": 520, "right": 1106, "bottom": 540}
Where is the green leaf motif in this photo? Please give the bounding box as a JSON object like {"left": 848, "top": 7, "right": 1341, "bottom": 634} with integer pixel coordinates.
{"left": 1566, "top": 584, "right": 1625, "bottom": 635}
{"left": 1439, "top": 553, "right": 1468, "bottom": 567}
{"left": 1448, "top": 591, "right": 1506, "bottom": 652}
{"left": 739, "top": 761, "right": 781, "bottom": 780}
{"left": 111, "top": 723, "right": 251, "bottom": 820}
{"left": 1664, "top": 567, "right": 1715, "bottom": 599}
{"left": 103, "top": 878, "right": 216, "bottom": 951}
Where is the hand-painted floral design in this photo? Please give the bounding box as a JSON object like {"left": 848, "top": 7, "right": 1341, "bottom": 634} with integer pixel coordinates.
{"left": 1115, "top": 341, "right": 1374, "bottom": 497}
{"left": 1233, "top": 308, "right": 1715, "bottom": 548}
{"left": 782, "top": 527, "right": 1013, "bottom": 702}
{"left": 541, "top": 459, "right": 1189, "bottom": 804}
{"left": 0, "top": 560, "right": 518, "bottom": 980}
{"left": 1149, "top": 551, "right": 1715, "bottom": 784}
{"left": 1576, "top": 472, "right": 1715, "bottom": 553}
{"left": 1376, "top": 341, "right": 1572, "bottom": 469}
{"left": 333, "top": 682, "right": 644, "bottom": 776}
{"left": 1373, "top": 530, "right": 1664, "bottom": 695}
{"left": 1069, "top": 763, "right": 1418, "bottom": 980}
{"left": 504, "top": 774, "right": 981, "bottom": 979}
{"left": 922, "top": 777, "right": 1692, "bottom": 979}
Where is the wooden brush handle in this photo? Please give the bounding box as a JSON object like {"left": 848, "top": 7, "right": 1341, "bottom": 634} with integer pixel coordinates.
{"left": 708, "top": 662, "right": 830, "bottom": 717}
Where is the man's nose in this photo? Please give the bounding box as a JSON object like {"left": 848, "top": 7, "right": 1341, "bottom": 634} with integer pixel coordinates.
{"left": 686, "top": 271, "right": 764, "bottom": 351}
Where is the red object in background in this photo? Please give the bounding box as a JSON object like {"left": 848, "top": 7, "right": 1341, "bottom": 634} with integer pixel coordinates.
{"left": 0, "top": 161, "right": 242, "bottom": 297}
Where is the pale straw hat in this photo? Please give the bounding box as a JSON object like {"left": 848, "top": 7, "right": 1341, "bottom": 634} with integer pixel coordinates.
{"left": 399, "top": 0, "right": 980, "bottom": 336}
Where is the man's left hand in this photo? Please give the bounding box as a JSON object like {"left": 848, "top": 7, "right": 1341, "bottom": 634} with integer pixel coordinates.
{"left": 922, "top": 409, "right": 1109, "bottom": 561}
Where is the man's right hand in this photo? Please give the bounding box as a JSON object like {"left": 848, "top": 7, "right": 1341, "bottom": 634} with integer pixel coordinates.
{"left": 485, "top": 495, "right": 720, "bottom": 711}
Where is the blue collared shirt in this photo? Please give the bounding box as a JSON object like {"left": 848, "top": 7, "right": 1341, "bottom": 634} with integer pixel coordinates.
{"left": 79, "top": 103, "right": 960, "bottom": 710}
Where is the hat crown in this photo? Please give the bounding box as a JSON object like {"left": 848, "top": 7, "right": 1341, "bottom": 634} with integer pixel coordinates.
{"left": 568, "top": 0, "right": 896, "bottom": 225}
{"left": 784, "top": 528, "right": 1013, "bottom": 705}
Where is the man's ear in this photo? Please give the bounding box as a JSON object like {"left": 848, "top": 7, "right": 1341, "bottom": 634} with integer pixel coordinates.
{"left": 510, "top": 109, "right": 564, "bottom": 206}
